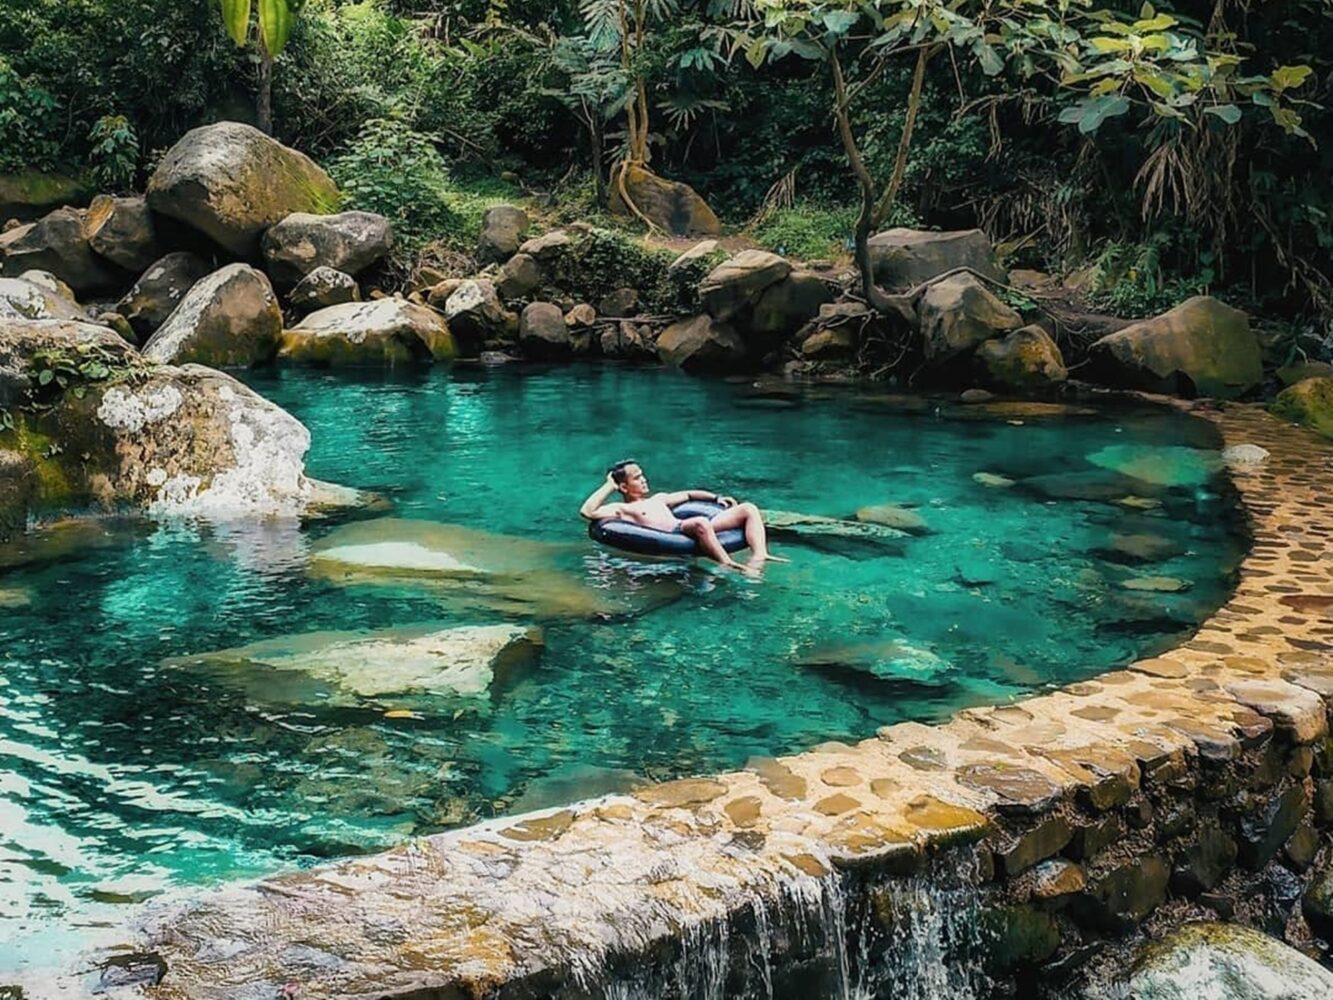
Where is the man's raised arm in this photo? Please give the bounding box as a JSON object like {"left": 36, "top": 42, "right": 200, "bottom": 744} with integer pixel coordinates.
{"left": 580, "top": 474, "right": 624, "bottom": 521}
{"left": 661, "top": 488, "right": 735, "bottom": 507}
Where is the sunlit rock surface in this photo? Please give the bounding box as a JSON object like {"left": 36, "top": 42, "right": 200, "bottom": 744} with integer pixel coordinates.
{"left": 1121, "top": 922, "right": 1333, "bottom": 999}
{"left": 165, "top": 623, "right": 543, "bottom": 706}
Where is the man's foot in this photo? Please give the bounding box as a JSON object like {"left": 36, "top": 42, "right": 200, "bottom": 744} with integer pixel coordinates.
{"left": 755, "top": 551, "right": 790, "bottom": 563}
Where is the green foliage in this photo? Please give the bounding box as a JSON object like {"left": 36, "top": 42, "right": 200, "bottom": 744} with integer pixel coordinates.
{"left": 330, "top": 118, "right": 461, "bottom": 265}
{"left": 557, "top": 227, "right": 682, "bottom": 311}
{"left": 26, "top": 342, "right": 148, "bottom": 408}
{"left": 0, "top": 58, "right": 61, "bottom": 173}
{"left": 1085, "top": 234, "right": 1213, "bottom": 318}
{"left": 752, "top": 203, "right": 857, "bottom": 259}
{"left": 87, "top": 115, "right": 139, "bottom": 192}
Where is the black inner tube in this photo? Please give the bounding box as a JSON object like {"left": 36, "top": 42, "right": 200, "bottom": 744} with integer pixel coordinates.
{"left": 588, "top": 501, "right": 747, "bottom": 557}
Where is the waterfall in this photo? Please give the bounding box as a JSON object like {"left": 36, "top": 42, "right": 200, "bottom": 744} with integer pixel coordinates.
{"left": 596, "top": 848, "right": 989, "bottom": 999}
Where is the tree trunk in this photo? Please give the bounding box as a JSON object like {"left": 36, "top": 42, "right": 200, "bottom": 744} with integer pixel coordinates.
{"left": 591, "top": 116, "right": 607, "bottom": 208}
{"left": 257, "top": 43, "right": 274, "bottom": 135}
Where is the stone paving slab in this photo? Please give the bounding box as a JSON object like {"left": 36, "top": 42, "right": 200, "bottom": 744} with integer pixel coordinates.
{"left": 45, "top": 400, "right": 1333, "bottom": 999}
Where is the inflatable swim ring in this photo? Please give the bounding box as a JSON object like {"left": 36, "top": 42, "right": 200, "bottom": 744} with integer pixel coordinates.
{"left": 588, "top": 501, "right": 748, "bottom": 557}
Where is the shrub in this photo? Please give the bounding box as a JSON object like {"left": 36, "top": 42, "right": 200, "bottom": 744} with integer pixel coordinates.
{"left": 87, "top": 115, "right": 139, "bottom": 193}
{"left": 0, "top": 58, "right": 61, "bottom": 173}
{"left": 752, "top": 203, "right": 856, "bottom": 260}
{"left": 330, "top": 117, "right": 460, "bottom": 269}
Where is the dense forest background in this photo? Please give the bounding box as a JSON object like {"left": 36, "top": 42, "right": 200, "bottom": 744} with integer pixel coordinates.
{"left": 0, "top": 0, "right": 1329, "bottom": 332}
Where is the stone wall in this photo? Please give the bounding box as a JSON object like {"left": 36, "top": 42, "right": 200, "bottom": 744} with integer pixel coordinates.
{"left": 43, "top": 400, "right": 1333, "bottom": 999}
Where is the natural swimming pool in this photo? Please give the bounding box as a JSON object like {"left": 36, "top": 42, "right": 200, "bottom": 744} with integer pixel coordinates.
{"left": 0, "top": 366, "right": 1247, "bottom": 973}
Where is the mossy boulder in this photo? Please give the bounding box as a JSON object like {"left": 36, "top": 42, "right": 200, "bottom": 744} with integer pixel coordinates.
{"left": 918, "top": 272, "right": 1022, "bottom": 364}
{"left": 84, "top": 194, "right": 160, "bottom": 274}
{"left": 976, "top": 324, "right": 1067, "bottom": 390}
{"left": 0, "top": 171, "right": 91, "bottom": 223}
{"left": 1272, "top": 376, "right": 1333, "bottom": 439}
{"left": 1087, "top": 296, "right": 1260, "bottom": 399}
{"left": 748, "top": 272, "right": 836, "bottom": 343}
{"left": 1124, "top": 922, "right": 1333, "bottom": 999}
{"left": 116, "top": 252, "right": 213, "bottom": 340}
{"left": 281, "top": 298, "right": 455, "bottom": 367}
{"left": 260, "top": 211, "right": 393, "bottom": 287}
{"left": 147, "top": 121, "right": 340, "bottom": 257}
{"left": 142, "top": 264, "right": 281, "bottom": 368}
{"left": 608, "top": 163, "right": 721, "bottom": 236}
{"left": 868, "top": 228, "right": 1003, "bottom": 291}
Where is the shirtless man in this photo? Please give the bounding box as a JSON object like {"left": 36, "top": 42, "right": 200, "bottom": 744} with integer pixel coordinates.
{"left": 579, "top": 459, "right": 783, "bottom": 571}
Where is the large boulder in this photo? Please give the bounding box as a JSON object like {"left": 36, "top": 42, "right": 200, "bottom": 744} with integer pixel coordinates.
{"left": 0, "top": 207, "right": 124, "bottom": 295}
{"left": 1123, "top": 922, "right": 1333, "bottom": 999}
{"left": 518, "top": 302, "right": 571, "bottom": 358}
{"left": 444, "top": 279, "right": 515, "bottom": 353}
{"left": 609, "top": 163, "right": 721, "bottom": 236}
{"left": 699, "top": 251, "right": 792, "bottom": 322}
{"left": 260, "top": 211, "right": 393, "bottom": 287}
{"left": 1087, "top": 296, "right": 1260, "bottom": 399}
{"left": 289, "top": 267, "right": 360, "bottom": 313}
{"left": 476, "top": 205, "right": 529, "bottom": 265}
{"left": 976, "top": 325, "right": 1067, "bottom": 391}
{"left": 142, "top": 264, "right": 282, "bottom": 368}
{"left": 517, "top": 230, "right": 571, "bottom": 263}
{"left": 0, "top": 320, "right": 335, "bottom": 517}
{"left": 146, "top": 121, "right": 340, "bottom": 257}
{"left": 280, "top": 298, "right": 455, "bottom": 366}
{"left": 1272, "top": 376, "right": 1333, "bottom": 439}
{"left": 84, "top": 194, "right": 159, "bottom": 273}
{"left": 0, "top": 275, "right": 86, "bottom": 322}
{"left": 918, "top": 272, "right": 1022, "bottom": 364}
{"left": 0, "top": 171, "right": 90, "bottom": 224}
{"left": 869, "top": 228, "right": 1003, "bottom": 291}
{"left": 115, "top": 252, "right": 213, "bottom": 340}
{"left": 657, "top": 314, "right": 746, "bottom": 372}
{"left": 748, "top": 272, "right": 835, "bottom": 341}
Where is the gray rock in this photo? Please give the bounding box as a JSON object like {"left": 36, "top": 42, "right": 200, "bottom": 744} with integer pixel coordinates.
{"left": 496, "top": 253, "right": 543, "bottom": 300}
{"left": 0, "top": 206, "right": 124, "bottom": 295}
{"left": 918, "top": 273, "right": 1022, "bottom": 364}
{"left": 476, "top": 205, "right": 529, "bottom": 265}
{"left": 444, "top": 279, "right": 514, "bottom": 353}
{"left": 261, "top": 211, "right": 393, "bottom": 286}
{"left": 142, "top": 264, "right": 282, "bottom": 368}
{"left": 1121, "top": 922, "right": 1333, "bottom": 999}
{"left": 280, "top": 298, "right": 455, "bottom": 366}
{"left": 85, "top": 194, "right": 159, "bottom": 273}
{"left": 749, "top": 272, "right": 835, "bottom": 340}
{"left": 518, "top": 301, "right": 570, "bottom": 358}
{"left": 598, "top": 287, "right": 640, "bottom": 318}
{"left": 698, "top": 250, "right": 791, "bottom": 321}
{"left": 147, "top": 121, "right": 340, "bottom": 256}
{"left": 869, "top": 228, "right": 1003, "bottom": 291}
{"left": 0, "top": 275, "right": 86, "bottom": 322}
{"left": 517, "top": 230, "right": 571, "bottom": 263}
{"left": 289, "top": 267, "right": 360, "bottom": 312}
{"left": 657, "top": 314, "right": 746, "bottom": 372}
{"left": 116, "top": 252, "right": 213, "bottom": 339}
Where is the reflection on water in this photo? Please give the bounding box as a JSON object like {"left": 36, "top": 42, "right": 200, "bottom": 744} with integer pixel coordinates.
{"left": 0, "top": 367, "right": 1246, "bottom": 972}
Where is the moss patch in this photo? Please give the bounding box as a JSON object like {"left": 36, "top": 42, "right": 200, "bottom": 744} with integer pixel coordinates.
{"left": 1272, "top": 376, "right": 1333, "bottom": 439}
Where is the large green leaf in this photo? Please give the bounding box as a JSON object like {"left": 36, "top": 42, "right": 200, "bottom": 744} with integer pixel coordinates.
{"left": 219, "top": 0, "right": 251, "bottom": 46}
{"left": 1203, "top": 103, "right": 1242, "bottom": 124}
{"left": 258, "top": 0, "right": 295, "bottom": 56}
{"left": 1271, "top": 65, "right": 1313, "bottom": 91}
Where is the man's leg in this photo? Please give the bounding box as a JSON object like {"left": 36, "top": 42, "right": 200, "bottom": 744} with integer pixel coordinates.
{"left": 680, "top": 517, "right": 741, "bottom": 567}
{"left": 708, "top": 502, "right": 776, "bottom": 561}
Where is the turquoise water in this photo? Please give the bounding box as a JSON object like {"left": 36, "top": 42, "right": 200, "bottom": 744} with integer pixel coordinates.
{"left": 0, "top": 367, "right": 1245, "bottom": 973}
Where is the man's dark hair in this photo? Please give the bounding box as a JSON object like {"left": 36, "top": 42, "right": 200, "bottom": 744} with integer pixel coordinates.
{"left": 608, "top": 458, "right": 638, "bottom": 486}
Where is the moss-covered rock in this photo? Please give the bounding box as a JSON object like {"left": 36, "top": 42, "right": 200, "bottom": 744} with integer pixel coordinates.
{"left": 608, "top": 163, "right": 721, "bottom": 236}
{"left": 976, "top": 325, "right": 1067, "bottom": 390}
{"left": 1125, "top": 922, "right": 1333, "bottom": 999}
{"left": 0, "top": 171, "right": 91, "bottom": 222}
{"left": 281, "top": 298, "right": 454, "bottom": 367}
{"left": 1087, "top": 296, "right": 1260, "bottom": 399}
{"left": 1272, "top": 376, "right": 1333, "bottom": 439}
{"left": 147, "top": 121, "right": 340, "bottom": 256}
{"left": 141, "top": 264, "right": 281, "bottom": 368}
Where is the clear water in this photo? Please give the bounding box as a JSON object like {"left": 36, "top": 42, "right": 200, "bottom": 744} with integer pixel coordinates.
{"left": 0, "top": 366, "right": 1245, "bottom": 973}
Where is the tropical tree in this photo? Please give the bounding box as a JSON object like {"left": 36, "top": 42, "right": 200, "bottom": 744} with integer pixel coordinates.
{"left": 545, "top": 34, "right": 634, "bottom": 207}
{"left": 218, "top": 0, "right": 305, "bottom": 134}
{"left": 735, "top": 0, "right": 1311, "bottom": 317}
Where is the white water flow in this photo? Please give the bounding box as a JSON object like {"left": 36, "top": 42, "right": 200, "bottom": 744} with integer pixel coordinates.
{"left": 604, "top": 849, "right": 989, "bottom": 999}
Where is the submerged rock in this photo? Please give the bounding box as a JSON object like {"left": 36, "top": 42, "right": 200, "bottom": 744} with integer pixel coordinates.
{"left": 854, "top": 504, "right": 930, "bottom": 535}
{"left": 142, "top": 264, "right": 282, "bottom": 367}
{"left": 762, "top": 509, "right": 908, "bottom": 557}
{"left": 1085, "top": 444, "right": 1222, "bottom": 488}
{"left": 1121, "top": 922, "right": 1333, "bottom": 999}
{"left": 1087, "top": 296, "right": 1260, "bottom": 399}
{"left": 281, "top": 299, "right": 455, "bottom": 366}
{"left": 311, "top": 518, "right": 678, "bottom": 619}
{"left": 147, "top": 121, "right": 340, "bottom": 256}
{"left": 166, "top": 624, "right": 543, "bottom": 706}
{"left": 797, "top": 639, "right": 952, "bottom": 688}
